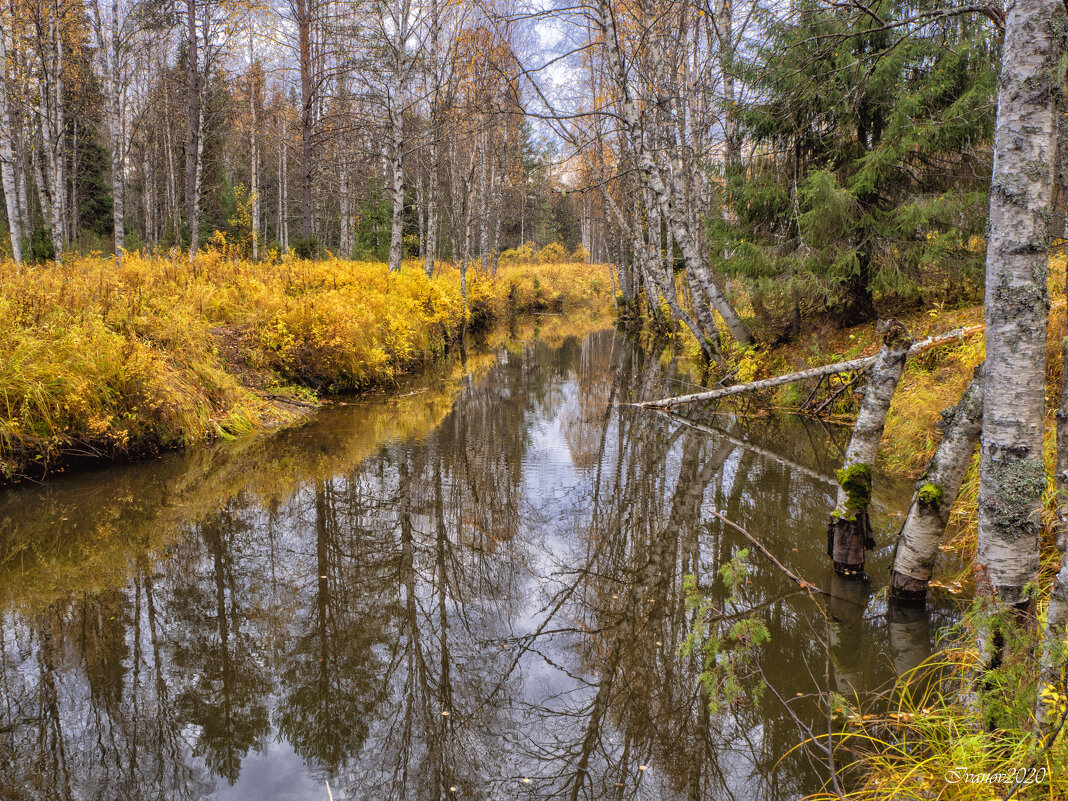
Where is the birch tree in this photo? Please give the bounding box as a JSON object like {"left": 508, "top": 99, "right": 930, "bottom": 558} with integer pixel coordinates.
{"left": 90, "top": 0, "right": 130, "bottom": 261}
{"left": 827, "top": 319, "right": 911, "bottom": 576}
{"left": 0, "top": 14, "right": 23, "bottom": 263}
{"left": 890, "top": 371, "right": 983, "bottom": 604}
{"left": 976, "top": 0, "right": 1062, "bottom": 607}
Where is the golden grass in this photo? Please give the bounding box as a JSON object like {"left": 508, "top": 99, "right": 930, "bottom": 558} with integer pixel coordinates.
{"left": 0, "top": 253, "right": 612, "bottom": 480}
{"left": 805, "top": 625, "right": 1068, "bottom": 800}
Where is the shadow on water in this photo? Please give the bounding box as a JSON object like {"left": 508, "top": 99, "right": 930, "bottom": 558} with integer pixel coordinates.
{"left": 0, "top": 324, "right": 958, "bottom": 800}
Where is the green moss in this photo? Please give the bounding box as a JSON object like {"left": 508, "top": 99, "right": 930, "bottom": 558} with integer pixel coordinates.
{"left": 836, "top": 462, "right": 873, "bottom": 519}
{"left": 918, "top": 482, "right": 943, "bottom": 510}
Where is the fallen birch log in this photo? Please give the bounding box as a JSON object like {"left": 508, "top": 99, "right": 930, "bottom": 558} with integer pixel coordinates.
{"left": 639, "top": 324, "right": 984, "bottom": 409}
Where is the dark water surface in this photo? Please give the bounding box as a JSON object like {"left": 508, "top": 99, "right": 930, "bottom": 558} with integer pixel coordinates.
{"left": 0, "top": 324, "right": 956, "bottom": 800}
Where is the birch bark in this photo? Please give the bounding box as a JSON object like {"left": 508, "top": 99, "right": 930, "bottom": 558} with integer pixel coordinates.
{"left": 890, "top": 370, "right": 984, "bottom": 604}
{"left": 827, "top": 320, "right": 912, "bottom": 576}
{"left": 976, "top": 0, "right": 1062, "bottom": 605}
{"left": 186, "top": 0, "right": 201, "bottom": 254}
{"left": 0, "top": 25, "right": 22, "bottom": 263}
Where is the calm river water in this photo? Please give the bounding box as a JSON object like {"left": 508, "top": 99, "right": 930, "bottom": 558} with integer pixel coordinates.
{"left": 0, "top": 321, "right": 956, "bottom": 800}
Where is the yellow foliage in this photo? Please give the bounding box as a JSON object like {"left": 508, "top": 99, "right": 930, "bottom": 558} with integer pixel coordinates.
{"left": 0, "top": 254, "right": 611, "bottom": 480}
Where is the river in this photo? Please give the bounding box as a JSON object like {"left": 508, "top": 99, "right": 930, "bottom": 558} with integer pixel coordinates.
{"left": 0, "top": 320, "right": 956, "bottom": 800}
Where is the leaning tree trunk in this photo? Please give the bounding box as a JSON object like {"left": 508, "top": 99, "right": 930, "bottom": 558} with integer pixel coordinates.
{"left": 889, "top": 369, "right": 984, "bottom": 605}
{"left": 827, "top": 320, "right": 912, "bottom": 577}
{"left": 595, "top": 0, "right": 752, "bottom": 346}
{"left": 976, "top": 0, "right": 1061, "bottom": 607}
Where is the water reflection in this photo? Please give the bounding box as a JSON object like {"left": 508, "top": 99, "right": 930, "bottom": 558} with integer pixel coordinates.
{"left": 0, "top": 326, "right": 953, "bottom": 800}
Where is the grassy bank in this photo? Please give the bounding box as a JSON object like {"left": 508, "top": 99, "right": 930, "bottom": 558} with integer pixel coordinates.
{"left": 0, "top": 311, "right": 609, "bottom": 611}
{"left": 694, "top": 261, "right": 1068, "bottom": 799}
{"left": 0, "top": 254, "right": 612, "bottom": 482}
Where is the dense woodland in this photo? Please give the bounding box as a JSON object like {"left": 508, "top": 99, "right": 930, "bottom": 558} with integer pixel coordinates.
{"left": 0, "top": 0, "right": 591, "bottom": 267}
{"left": 0, "top": 0, "right": 1007, "bottom": 310}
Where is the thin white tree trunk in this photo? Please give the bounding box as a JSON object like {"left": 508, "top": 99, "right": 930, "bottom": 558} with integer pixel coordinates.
{"left": 388, "top": 109, "right": 404, "bottom": 272}
{"left": 424, "top": 141, "right": 438, "bottom": 275}
{"left": 976, "top": 0, "right": 1061, "bottom": 606}
{"left": 280, "top": 105, "right": 289, "bottom": 252}
{"left": 423, "top": 0, "right": 439, "bottom": 277}
{"left": 98, "top": 0, "right": 126, "bottom": 260}
{"left": 186, "top": 0, "right": 200, "bottom": 255}
{"left": 0, "top": 25, "right": 22, "bottom": 263}
{"left": 42, "top": 2, "right": 65, "bottom": 263}
{"left": 890, "top": 370, "right": 984, "bottom": 604}
{"left": 490, "top": 155, "right": 501, "bottom": 275}
{"left": 478, "top": 128, "right": 488, "bottom": 268}
{"left": 191, "top": 101, "right": 204, "bottom": 255}
{"left": 827, "top": 320, "right": 912, "bottom": 576}
{"left": 249, "top": 34, "right": 259, "bottom": 261}
{"left": 163, "top": 92, "right": 180, "bottom": 240}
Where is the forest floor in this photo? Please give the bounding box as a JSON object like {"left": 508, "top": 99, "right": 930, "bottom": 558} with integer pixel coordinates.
{"left": 0, "top": 254, "right": 613, "bottom": 484}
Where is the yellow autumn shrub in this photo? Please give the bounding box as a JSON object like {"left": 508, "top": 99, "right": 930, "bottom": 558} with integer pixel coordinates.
{"left": 0, "top": 253, "right": 612, "bottom": 480}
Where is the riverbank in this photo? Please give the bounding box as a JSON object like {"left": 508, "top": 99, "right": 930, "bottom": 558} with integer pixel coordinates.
{"left": 0, "top": 254, "right": 612, "bottom": 483}
{"left": 708, "top": 265, "right": 1066, "bottom": 799}
{"left": 635, "top": 263, "right": 1067, "bottom": 797}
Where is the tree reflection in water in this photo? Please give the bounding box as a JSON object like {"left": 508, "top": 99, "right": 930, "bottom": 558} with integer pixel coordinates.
{"left": 0, "top": 328, "right": 953, "bottom": 800}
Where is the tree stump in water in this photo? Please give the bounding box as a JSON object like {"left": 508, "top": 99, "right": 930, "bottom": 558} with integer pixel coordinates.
{"left": 827, "top": 319, "right": 913, "bottom": 578}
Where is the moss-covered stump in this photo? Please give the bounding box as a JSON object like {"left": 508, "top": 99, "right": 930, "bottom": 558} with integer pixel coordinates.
{"left": 826, "top": 319, "right": 912, "bottom": 578}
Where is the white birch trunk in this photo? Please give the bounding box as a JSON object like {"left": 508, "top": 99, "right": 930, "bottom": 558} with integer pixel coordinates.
{"left": 478, "top": 129, "right": 488, "bottom": 268}
{"left": 42, "top": 2, "right": 65, "bottom": 263}
{"left": 0, "top": 25, "right": 22, "bottom": 263}
{"left": 94, "top": 0, "right": 126, "bottom": 260}
{"left": 387, "top": 107, "right": 404, "bottom": 272}
{"left": 827, "top": 320, "right": 912, "bottom": 575}
{"left": 249, "top": 36, "right": 259, "bottom": 261}
{"left": 490, "top": 155, "right": 501, "bottom": 275}
{"left": 890, "top": 370, "right": 984, "bottom": 604}
{"left": 186, "top": 0, "right": 200, "bottom": 255}
{"left": 976, "top": 0, "right": 1061, "bottom": 605}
